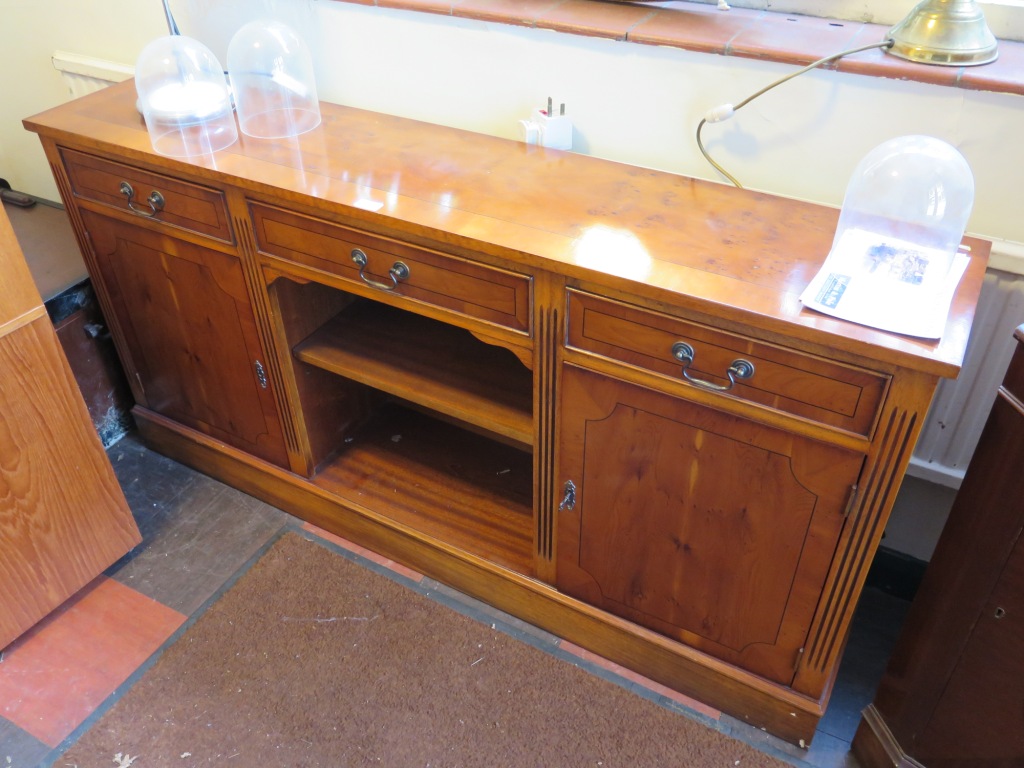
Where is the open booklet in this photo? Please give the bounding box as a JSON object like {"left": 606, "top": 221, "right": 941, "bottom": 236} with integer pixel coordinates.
{"left": 800, "top": 228, "right": 969, "bottom": 340}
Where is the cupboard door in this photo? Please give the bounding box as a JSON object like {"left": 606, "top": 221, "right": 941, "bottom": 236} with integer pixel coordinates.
{"left": 556, "top": 364, "right": 862, "bottom": 684}
{"left": 82, "top": 210, "right": 288, "bottom": 467}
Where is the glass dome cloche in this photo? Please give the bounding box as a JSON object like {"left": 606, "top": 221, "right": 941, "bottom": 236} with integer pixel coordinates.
{"left": 830, "top": 134, "right": 975, "bottom": 288}
{"left": 135, "top": 34, "right": 237, "bottom": 158}
{"left": 801, "top": 135, "right": 975, "bottom": 339}
{"left": 227, "top": 19, "right": 321, "bottom": 139}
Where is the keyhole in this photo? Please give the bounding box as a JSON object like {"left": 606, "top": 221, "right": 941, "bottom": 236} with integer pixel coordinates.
{"left": 994, "top": 607, "right": 1007, "bottom": 619}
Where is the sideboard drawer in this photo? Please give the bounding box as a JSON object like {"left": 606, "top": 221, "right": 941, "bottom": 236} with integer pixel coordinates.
{"left": 250, "top": 203, "right": 531, "bottom": 333}
{"left": 566, "top": 290, "right": 888, "bottom": 437}
{"left": 61, "top": 149, "right": 233, "bottom": 242}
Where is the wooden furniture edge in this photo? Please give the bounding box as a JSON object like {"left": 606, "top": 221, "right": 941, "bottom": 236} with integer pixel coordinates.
{"left": 852, "top": 704, "right": 927, "bottom": 768}
{"left": 133, "top": 405, "right": 826, "bottom": 745}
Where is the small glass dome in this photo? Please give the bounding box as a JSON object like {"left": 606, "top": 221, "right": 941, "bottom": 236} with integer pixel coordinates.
{"left": 227, "top": 19, "right": 321, "bottom": 139}
{"left": 135, "top": 35, "right": 237, "bottom": 158}
{"left": 832, "top": 135, "right": 975, "bottom": 284}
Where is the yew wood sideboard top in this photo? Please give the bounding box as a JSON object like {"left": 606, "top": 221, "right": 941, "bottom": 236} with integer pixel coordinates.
{"left": 24, "top": 81, "right": 988, "bottom": 377}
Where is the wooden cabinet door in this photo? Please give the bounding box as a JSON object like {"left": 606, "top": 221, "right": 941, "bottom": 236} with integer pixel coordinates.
{"left": 81, "top": 210, "right": 288, "bottom": 467}
{"left": 555, "top": 364, "right": 863, "bottom": 684}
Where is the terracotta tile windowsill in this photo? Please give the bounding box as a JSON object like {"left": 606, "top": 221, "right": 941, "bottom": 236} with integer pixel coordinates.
{"left": 336, "top": 0, "right": 1024, "bottom": 96}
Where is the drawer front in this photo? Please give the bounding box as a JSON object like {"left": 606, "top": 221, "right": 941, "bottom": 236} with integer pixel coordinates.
{"left": 566, "top": 290, "right": 888, "bottom": 437}
{"left": 251, "top": 203, "right": 531, "bottom": 334}
{"left": 62, "top": 149, "right": 233, "bottom": 242}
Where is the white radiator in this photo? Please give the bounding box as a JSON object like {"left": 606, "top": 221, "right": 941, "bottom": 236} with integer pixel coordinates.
{"left": 51, "top": 51, "right": 133, "bottom": 98}
{"left": 909, "top": 242, "right": 1024, "bottom": 488}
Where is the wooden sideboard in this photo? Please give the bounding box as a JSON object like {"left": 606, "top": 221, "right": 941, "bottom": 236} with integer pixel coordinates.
{"left": 0, "top": 203, "right": 140, "bottom": 650}
{"left": 24, "top": 81, "right": 988, "bottom": 746}
{"left": 852, "top": 324, "right": 1024, "bottom": 766}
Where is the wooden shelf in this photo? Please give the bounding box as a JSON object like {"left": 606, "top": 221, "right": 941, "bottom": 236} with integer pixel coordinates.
{"left": 294, "top": 301, "right": 534, "bottom": 449}
{"left": 315, "top": 403, "right": 535, "bottom": 576}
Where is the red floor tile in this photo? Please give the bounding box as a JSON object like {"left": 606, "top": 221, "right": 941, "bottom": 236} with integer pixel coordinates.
{"left": 303, "top": 522, "right": 425, "bottom": 583}
{"left": 0, "top": 576, "right": 185, "bottom": 746}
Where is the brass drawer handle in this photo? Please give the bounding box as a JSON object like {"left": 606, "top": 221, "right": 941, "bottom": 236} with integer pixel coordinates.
{"left": 671, "top": 342, "right": 755, "bottom": 392}
{"left": 119, "top": 181, "right": 165, "bottom": 218}
{"left": 351, "top": 248, "right": 410, "bottom": 291}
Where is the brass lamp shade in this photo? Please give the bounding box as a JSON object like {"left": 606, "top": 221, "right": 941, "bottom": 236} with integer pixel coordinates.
{"left": 888, "top": 0, "right": 998, "bottom": 66}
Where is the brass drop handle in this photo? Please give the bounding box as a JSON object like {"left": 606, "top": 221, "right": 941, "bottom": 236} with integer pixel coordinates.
{"left": 119, "top": 181, "right": 165, "bottom": 217}
{"left": 671, "top": 342, "right": 755, "bottom": 392}
{"left": 351, "top": 248, "right": 410, "bottom": 291}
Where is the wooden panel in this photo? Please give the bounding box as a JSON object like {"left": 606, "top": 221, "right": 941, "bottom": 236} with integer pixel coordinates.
{"left": 567, "top": 290, "right": 888, "bottom": 436}
{"left": 81, "top": 209, "right": 288, "bottom": 467}
{"left": 0, "top": 205, "right": 140, "bottom": 650}
{"left": 914, "top": 532, "right": 1024, "bottom": 764}
{"left": 62, "top": 148, "right": 233, "bottom": 242}
{"left": 251, "top": 202, "right": 531, "bottom": 333}
{"left": 0, "top": 322, "right": 142, "bottom": 650}
{"left": 294, "top": 300, "right": 533, "bottom": 448}
{"left": 556, "top": 364, "right": 862, "bottom": 684}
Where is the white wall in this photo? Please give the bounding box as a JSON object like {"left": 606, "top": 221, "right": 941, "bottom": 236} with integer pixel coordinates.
{"left": 0, "top": 0, "right": 166, "bottom": 200}
{"left": 4, "top": 0, "right": 1024, "bottom": 253}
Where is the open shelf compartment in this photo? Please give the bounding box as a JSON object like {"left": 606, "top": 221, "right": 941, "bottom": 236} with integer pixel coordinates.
{"left": 314, "top": 402, "right": 535, "bottom": 576}
{"left": 294, "top": 300, "right": 534, "bottom": 450}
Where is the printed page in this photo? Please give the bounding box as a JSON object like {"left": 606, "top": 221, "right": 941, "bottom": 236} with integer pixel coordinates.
{"left": 800, "top": 228, "right": 968, "bottom": 339}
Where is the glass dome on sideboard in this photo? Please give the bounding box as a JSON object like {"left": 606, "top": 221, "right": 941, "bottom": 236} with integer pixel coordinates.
{"left": 227, "top": 19, "right": 321, "bottom": 140}
{"left": 831, "top": 134, "right": 975, "bottom": 287}
{"left": 135, "top": 34, "right": 237, "bottom": 158}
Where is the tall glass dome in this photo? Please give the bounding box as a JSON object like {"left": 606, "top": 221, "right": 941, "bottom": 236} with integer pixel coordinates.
{"left": 832, "top": 135, "right": 975, "bottom": 282}
{"left": 135, "top": 35, "right": 237, "bottom": 157}
{"left": 227, "top": 19, "right": 321, "bottom": 139}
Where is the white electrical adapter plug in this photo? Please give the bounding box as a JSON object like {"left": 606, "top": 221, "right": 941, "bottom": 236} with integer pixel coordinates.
{"left": 519, "top": 99, "right": 573, "bottom": 150}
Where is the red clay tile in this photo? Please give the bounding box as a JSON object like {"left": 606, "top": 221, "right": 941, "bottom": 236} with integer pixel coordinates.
{"left": 628, "top": 4, "right": 763, "bottom": 56}
{"left": 380, "top": 0, "right": 452, "bottom": 15}
{"left": 0, "top": 577, "right": 184, "bottom": 746}
{"left": 729, "top": 12, "right": 867, "bottom": 66}
{"left": 957, "top": 37, "right": 1024, "bottom": 94}
{"left": 303, "top": 522, "right": 425, "bottom": 582}
{"left": 536, "top": 0, "right": 657, "bottom": 40}
{"left": 559, "top": 639, "right": 723, "bottom": 720}
{"left": 453, "top": 0, "right": 563, "bottom": 26}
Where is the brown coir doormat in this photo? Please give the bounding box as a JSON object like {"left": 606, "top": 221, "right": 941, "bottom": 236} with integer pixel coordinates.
{"left": 60, "top": 532, "right": 793, "bottom": 767}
